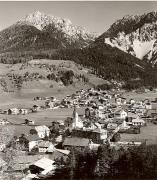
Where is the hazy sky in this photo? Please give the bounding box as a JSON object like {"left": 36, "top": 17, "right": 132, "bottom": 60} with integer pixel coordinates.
{"left": 0, "top": 1, "right": 157, "bottom": 34}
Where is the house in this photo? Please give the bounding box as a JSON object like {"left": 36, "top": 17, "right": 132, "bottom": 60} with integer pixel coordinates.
{"left": 9, "top": 108, "right": 20, "bottom": 115}
{"left": 12, "top": 155, "right": 42, "bottom": 172}
{"left": 55, "top": 135, "right": 63, "bottom": 143}
{"left": 135, "top": 108, "right": 146, "bottom": 116}
{"left": 107, "top": 123, "right": 118, "bottom": 130}
{"left": 32, "top": 105, "right": 40, "bottom": 112}
{"left": 131, "top": 118, "right": 145, "bottom": 126}
{"left": 0, "top": 144, "right": 6, "bottom": 152}
{"left": 0, "top": 119, "right": 9, "bottom": 125}
{"left": 130, "top": 99, "right": 135, "bottom": 105}
{"left": 51, "top": 149, "right": 70, "bottom": 162}
{"left": 20, "top": 108, "right": 29, "bottom": 115}
{"left": 35, "top": 125, "right": 50, "bottom": 138}
{"left": 48, "top": 101, "right": 54, "bottom": 109}
{"left": 95, "top": 109, "right": 107, "bottom": 119}
{"left": 27, "top": 134, "right": 41, "bottom": 152}
{"left": 63, "top": 137, "right": 91, "bottom": 150}
{"left": 29, "top": 157, "right": 56, "bottom": 175}
{"left": 72, "top": 128, "right": 107, "bottom": 144}
{"left": 145, "top": 102, "right": 152, "bottom": 110}
{"left": 120, "top": 120, "right": 130, "bottom": 130}
{"left": 133, "top": 101, "right": 144, "bottom": 109}
{"left": 92, "top": 128, "right": 108, "bottom": 142}
{"left": 115, "top": 97, "right": 126, "bottom": 105}
{"left": 89, "top": 142, "right": 100, "bottom": 151}
{"left": 114, "top": 110, "right": 127, "bottom": 119}
{"left": 38, "top": 141, "right": 54, "bottom": 153}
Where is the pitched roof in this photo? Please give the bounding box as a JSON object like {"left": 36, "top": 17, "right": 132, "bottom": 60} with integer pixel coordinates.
{"left": 35, "top": 125, "right": 50, "bottom": 132}
{"left": 63, "top": 137, "right": 90, "bottom": 147}
{"left": 92, "top": 128, "right": 107, "bottom": 134}
{"left": 13, "top": 155, "right": 42, "bottom": 164}
{"left": 132, "top": 118, "right": 145, "bottom": 123}
{"left": 33, "top": 157, "right": 55, "bottom": 170}
{"left": 38, "top": 141, "right": 52, "bottom": 148}
{"left": 55, "top": 149, "right": 70, "bottom": 155}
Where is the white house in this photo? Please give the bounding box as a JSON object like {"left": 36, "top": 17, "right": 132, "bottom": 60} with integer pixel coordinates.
{"left": 21, "top": 109, "right": 29, "bottom": 115}
{"left": 0, "top": 119, "right": 9, "bottom": 125}
{"left": 145, "top": 103, "right": 152, "bottom": 110}
{"left": 132, "top": 118, "right": 145, "bottom": 126}
{"left": 28, "top": 134, "right": 41, "bottom": 152}
{"left": 95, "top": 109, "right": 106, "bottom": 119}
{"left": 120, "top": 120, "right": 130, "bottom": 130}
{"left": 107, "top": 123, "right": 118, "bottom": 130}
{"left": 48, "top": 101, "right": 54, "bottom": 109}
{"left": 11, "top": 108, "right": 20, "bottom": 115}
{"left": 0, "top": 144, "right": 6, "bottom": 152}
{"left": 130, "top": 99, "right": 135, "bottom": 105}
{"left": 116, "top": 98, "right": 122, "bottom": 105}
{"left": 38, "top": 141, "right": 54, "bottom": 153}
{"left": 30, "top": 157, "right": 56, "bottom": 175}
{"left": 116, "top": 97, "right": 126, "bottom": 105}
{"left": 114, "top": 110, "right": 127, "bottom": 119}
{"left": 35, "top": 125, "right": 50, "bottom": 138}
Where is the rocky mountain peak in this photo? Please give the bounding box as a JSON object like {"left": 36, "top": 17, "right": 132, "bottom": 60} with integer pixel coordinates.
{"left": 20, "top": 11, "right": 72, "bottom": 31}
{"left": 17, "top": 11, "right": 96, "bottom": 41}
{"left": 0, "top": 11, "right": 97, "bottom": 52}
{"left": 95, "top": 11, "right": 157, "bottom": 65}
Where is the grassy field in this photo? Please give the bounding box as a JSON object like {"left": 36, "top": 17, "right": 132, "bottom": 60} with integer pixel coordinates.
{"left": 123, "top": 91, "right": 157, "bottom": 101}
{"left": 120, "top": 123, "right": 157, "bottom": 145}
{"left": 0, "top": 59, "right": 109, "bottom": 108}
{"left": 1, "top": 107, "right": 85, "bottom": 137}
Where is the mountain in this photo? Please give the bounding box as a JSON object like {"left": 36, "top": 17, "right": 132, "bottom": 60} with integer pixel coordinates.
{"left": 51, "top": 41, "right": 157, "bottom": 89}
{"left": 0, "top": 11, "right": 96, "bottom": 53}
{"left": 0, "top": 11, "right": 157, "bottom": 89}
{"left": 95, "top": 11, "right": 157, "bottom": 66}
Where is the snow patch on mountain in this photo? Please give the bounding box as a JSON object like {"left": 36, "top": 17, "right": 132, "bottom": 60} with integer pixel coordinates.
{"left": 133, "top": 39, "right": 155, "bottom": 59}
{"left": 104, "top": 22, "right": 157, "bottom": 64}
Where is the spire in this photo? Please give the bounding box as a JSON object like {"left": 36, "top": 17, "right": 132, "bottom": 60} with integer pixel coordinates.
{"left": 72, "top": 105, "right": 79, "bottom": 128}
{"left": 73, "top": 105, "right": 77, "bottom": 118}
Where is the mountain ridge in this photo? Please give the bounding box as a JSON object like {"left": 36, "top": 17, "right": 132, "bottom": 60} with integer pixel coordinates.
{"left": 0, "top": 11, "right": 97, "bottom": 53}
{"left": 95, "top": 11, "right": 157, "bottom": 66}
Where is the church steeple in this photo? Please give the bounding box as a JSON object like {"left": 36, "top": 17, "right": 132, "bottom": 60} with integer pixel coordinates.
{"left": 73, "top": 105, "right": 77, "bottom": 119}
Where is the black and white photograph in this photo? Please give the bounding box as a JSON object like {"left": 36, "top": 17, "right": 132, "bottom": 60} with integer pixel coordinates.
{"left": 0, "top": 0, "right": 157, "bottom": 179}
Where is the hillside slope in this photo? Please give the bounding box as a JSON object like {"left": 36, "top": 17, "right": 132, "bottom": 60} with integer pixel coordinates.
{"left": 52, "top": 43, "right": 157, "bottom": 89}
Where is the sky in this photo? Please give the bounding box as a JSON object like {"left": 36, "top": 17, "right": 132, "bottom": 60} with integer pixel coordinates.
{"left": 0, "top": 1, "right": 157, "bottom": 34}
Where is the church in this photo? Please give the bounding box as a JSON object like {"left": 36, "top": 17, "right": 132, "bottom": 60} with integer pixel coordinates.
{"left": 64, "top": 106, "right": 83, "bottom": 129}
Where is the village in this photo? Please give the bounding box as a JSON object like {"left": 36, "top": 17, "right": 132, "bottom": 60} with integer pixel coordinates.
{"left": 0, "top": 87, "right": 157, "bottom": 179}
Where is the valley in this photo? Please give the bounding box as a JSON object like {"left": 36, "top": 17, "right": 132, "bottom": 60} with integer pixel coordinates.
{"left": 0, "top": 6, "right": 157, "bottom": 180}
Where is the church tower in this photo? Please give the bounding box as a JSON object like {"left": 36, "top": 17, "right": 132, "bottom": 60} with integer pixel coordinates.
{"left": 72, "top": 106, "right": 83, "bottom": 129}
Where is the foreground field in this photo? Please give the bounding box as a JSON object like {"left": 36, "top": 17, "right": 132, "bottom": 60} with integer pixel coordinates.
{"left": 121, "top": 123, "right": 157, "bottom": 145}
{"left": 123, "top": 91, "right": 157, "bottom": 101}
{"left": 0, "top": 108, "right": 85, "bottom": 137}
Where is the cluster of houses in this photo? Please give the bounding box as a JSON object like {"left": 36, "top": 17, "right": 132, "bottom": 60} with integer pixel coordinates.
{"left": 0, "top": 88, "right": 157, "bottom": 179}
